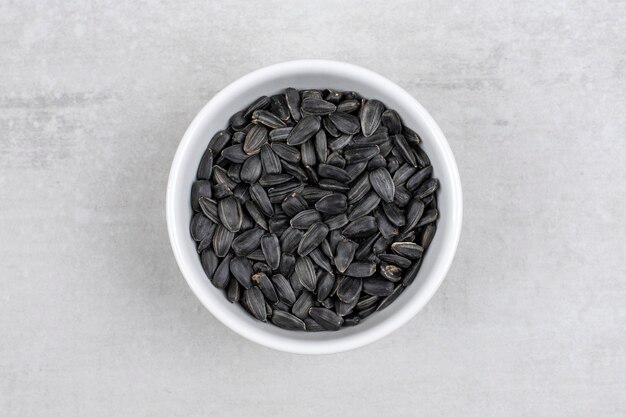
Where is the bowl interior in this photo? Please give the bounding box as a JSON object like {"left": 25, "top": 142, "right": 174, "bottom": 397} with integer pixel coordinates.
{"left": 167, "top": 61, "right": 462, "bottom": 354}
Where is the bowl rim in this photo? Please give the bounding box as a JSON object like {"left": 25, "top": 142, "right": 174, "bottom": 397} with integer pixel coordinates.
{"left": 166, "top": 59, "right": 463, "bottom": 354}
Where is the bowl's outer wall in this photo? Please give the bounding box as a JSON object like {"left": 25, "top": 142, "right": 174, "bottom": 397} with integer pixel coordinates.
{"left": 167, "top": 60, "right": 462, "bottom": 354}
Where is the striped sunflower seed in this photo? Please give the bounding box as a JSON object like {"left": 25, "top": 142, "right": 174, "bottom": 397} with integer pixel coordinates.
{"left": 272, "top": 274, "right": 296, "bottom": 305}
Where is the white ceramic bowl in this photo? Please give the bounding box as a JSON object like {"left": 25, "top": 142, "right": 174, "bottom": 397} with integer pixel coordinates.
{"left": 167, "top": 60, "right": 462, "bottom": 354}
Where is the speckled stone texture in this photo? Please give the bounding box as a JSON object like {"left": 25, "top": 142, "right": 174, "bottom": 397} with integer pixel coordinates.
{"left": 1, "top": 1, "right": 625, "bottom": 416}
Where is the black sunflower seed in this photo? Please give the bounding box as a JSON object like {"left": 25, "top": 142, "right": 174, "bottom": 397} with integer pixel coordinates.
{"left": 268, "top": 214, "right": 290, "bottom": 235}
{"left": 208, "top": 130, "right": 231, "bottom": 154}
{"left": 243, "top": 286, "right": 267, "bottom": 321}
{"left": 232, "top": 227, "right": 264, "bottom": 256}
{"left": 244, "top": 200, "right": 268, "bottom": 231}
{"left": 302, "top": 186, "right": 332, "bottom": 203}
{"left": 279, "top": 253, "right": 296, "bottom": 277}
{"left": 271, "top": 142, "right": 301, "bottom": 163}
{"left": 294, "top": 256, "right": 316, "bottom": 292}
{"left": 403, "top": 198, "right": 425, "bottom": 232}
{"left": 328, "top": 134, "right": 353, "bottom": 151}
{"left": 280, "top": 192, "right": 307, "bottom": 217}
{"left": 343, "top": 216, "right": 378, "bottom": 239}
{"left": 252, "top": 109, "right": 286, "bottom": 129}
{"left": 200, "top": 249, "right": 218, "bottom": 281}
{"left": 348, "top": 190, "right": 381, "bottom": 221}
{"left": 258, "top": 174, "right": 293, "bottom": 188}
{"left": 316, "top": 271, "right": 336, "bottom": 302}
{"left": 292, "top": 291, "right": 315, "bottom": 319}
{"left": 197, "top": 148, "right": 214, "bottom": 180}
{"left": 354, "top": 232, "right": 380, "bottom": 261}
{"left": 381, "top": 109, "right": 402, "bottom": 134}
{"left": 259, "top": 144, "right": 282, "bottom": 175}
{"left": 374, "top": 206, "right": 398, "bottom": 239}
{"left": 416, "top": 208, "right": 438, "bottom": 227}
{"left": 328, "top": 112, "right": 360, "bottom": 134}
{"left": 260, "top": 233, "right": 281, "bottom": 270}
{"left": 301, "top": 97, "right": 337, "bottom": 115}
{"left": 354, "top": 126, "right": 389, "bottom": 145}
{"left": 298, "top": 222, "right": 329, "bottom": 256}
{"left": 301, "top": 139, "right": 316, "bottom": 167}
{"left": 218, "top": 196, "right": 243, "bottom": 233}
{"left": 380, "top": 263, "right": 403, "bottom": 282}
{"left": 406, "top": 165, "right": 433, "bottom": 191}
{"left": 391, "top": 242, "right": 424, "bottom": 259}
{"left": 250, "top": 183, "right": 273, "bottom": 217}
{"left": 213, "top": 225, "right": 235, "bottom": 257}
{"left": 334, "top": 237, "right": 357, "bottom": 274}
{"left": 378, "top": 253, "right": 412, "bottom": 269}
{"left": 286, "top": 116, "right": 321, "bottom": 145}
{"left": 319, "top": 179, "right": 350, "bottom": 192}
{"left": 360, "top": 99, "right": 385, "bottom": 136}
{"left": 270, "top": 94, "right": 291, "bottom": 121}
{"left": 336, "top": 296, "right": 359, "bottom": 317}
{"left": 322, "top": 116, "right": 341, "bottom": 137}
{"left": 401, "top": 258, "right": 423, "bottom": 287}
{"left": 382, "top": 202, "right": 406, "bottom": 227}
{"left": 280, "top": 160, "right": 308, "bottom": 181}
{"left": 243, "top": 125, "right": 269, "bottom": 155}
{"left": 269, "top": 127, "right": 293, "bottom": 142}
{"left": 227, "top": 279, "right": 240, "bottom": 303}
{"left": 314, "top": 129, "right": 328, "bottom": 163}
{"left": 190, "top": 212, "right": 214, "bottom": 241}
{"left": 251, "top": 272, "right": 278, "bottom": 303}
{"left": 324, "top": 213, "right": 349, "bottom": 230}
{"left": 369, "top": 167, "right": 395, "bottom": 203}
{"left": 344, "top": 145, "right": 379, "bottom": 164}
{"left": 309, "top": 307, "right": 344, "bottom": 331}
{"left": 272, "top": 273, "right": 296, "bottom": 305}
{"left": 315, "top": 193, "right": 348, "bottom": 215}
{"left": 420, "top": 223, "right": 437, "bottom": 249}
{"left": 403, "top": 126, "right": 422, "bottom": 145}
{"left": 357, "top": 295, "right": 379, "bottom": 310}
{"left": 344, "top": 262, "right": 376, "bottom": 278}
{"left": 317, "top": 164, "right": 351, "bottom": 182}
{"left": 326, "top": 152, "right": 346, "bottom": 168}
{"left": 285, "top": 88, "right": 302, "bottom": 121}
{"left": 230, "top": 256, "right": 253, "bottom": 288}
{"left": 362, "top": 277, "right": 394, "bottom": 296}
{"left": 347, "top": 173, "right": 372, "bottom": 204}
{"left": 376, "top": 284, "right": 404, "bottom": 311}
{"left": 271, "top": 310, "right": 306, "bottom": 330}
{"left": 416, "top": 178, "right": 439, "bottom": 199}
{"left": 222, "top": 145, "right": 249, "bottom": 163}
{"left": 337, "top": 277, "right": 363, "bottom": 303}
{"left": 304, "top": 317, "right": 325, "bottom": 332}
{"left": 191, "top": 180, "right": 212, "bottom": 211}
{"left": 230, "top": 111, "right": 248, "bottom": 131}
{"left": 337, "top": 99, "right": 360, "bottom": 113}
{"left": 290, "top": 209, "right": 322, "bottom": 229}
{"left": 309, "top": 248, "right": 333, "bottom": 273}
{"left": 366, "top": 154, "right": 387, "bottom": 171}
{"left": 391, "top": 134, "right": 417, "bottom": 167}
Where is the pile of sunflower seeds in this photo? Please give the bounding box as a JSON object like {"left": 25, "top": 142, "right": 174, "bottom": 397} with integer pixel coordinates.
{"left": 190, "top": 88, "right": 439, "bottom": 331}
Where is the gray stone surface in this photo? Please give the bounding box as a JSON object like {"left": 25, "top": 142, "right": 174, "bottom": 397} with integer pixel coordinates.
{"left": 1, "top": 1, "right": 625, "bottom": 415}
